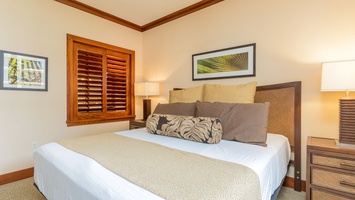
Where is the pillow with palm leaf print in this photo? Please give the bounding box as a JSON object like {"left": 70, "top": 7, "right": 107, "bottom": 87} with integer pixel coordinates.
{"left": 146, "top": 114, "right": 223, "bottom": 144}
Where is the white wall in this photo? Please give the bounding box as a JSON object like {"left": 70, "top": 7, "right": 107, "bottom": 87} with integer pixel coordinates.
{"left": 142, "top": 0, "right": 355, "bottom": 180}
{"left": 0, "top": 0, "right": 142, "bottom": 174}
{"left": 2, "top": 0, "right": 355, "bottom": 181}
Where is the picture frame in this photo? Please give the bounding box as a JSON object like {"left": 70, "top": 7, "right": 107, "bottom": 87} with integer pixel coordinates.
{"left": 192, "top": 43, "right": 255, "bottom": 80}
{"left": 0, "top": 50, "right": 48, "bottom": 91}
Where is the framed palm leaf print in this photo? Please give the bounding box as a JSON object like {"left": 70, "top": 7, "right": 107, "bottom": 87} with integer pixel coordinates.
{"left": 192, "top": 43, "right": 255, "bottom": 80}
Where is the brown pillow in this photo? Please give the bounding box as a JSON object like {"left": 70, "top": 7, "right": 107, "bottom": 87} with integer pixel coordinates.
{"left": 146, "top": 114, "right": 223, "bottom": 144}
{"left": 195, "top": 101, "right": 270, "bottom": 146}
{"left": 153, "top": 102, "right": 196, "bottom": 116}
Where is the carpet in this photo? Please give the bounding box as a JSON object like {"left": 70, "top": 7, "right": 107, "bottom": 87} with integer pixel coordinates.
{"left": 0, "top": 178, "right": 45, "bottom": 200}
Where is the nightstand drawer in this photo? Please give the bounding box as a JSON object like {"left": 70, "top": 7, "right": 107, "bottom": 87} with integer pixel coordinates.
{"left": 313, "top": 154, "right": 355, "bottom": 171}
{"left": 312, "top": 168, "right": 355, "bottom": 195}
{"left": 307, "top": 137, "right": 355, "bottom": 199}
{"left": 311, "top": 188, "right": 352, "bottom": 200}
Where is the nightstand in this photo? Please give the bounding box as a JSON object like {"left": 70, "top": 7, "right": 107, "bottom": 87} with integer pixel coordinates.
{"left": 307, "top": 136, "right": 355, "bottom": 200}
{"left": 129, "top": 119, "right": 146, "bottom": 130}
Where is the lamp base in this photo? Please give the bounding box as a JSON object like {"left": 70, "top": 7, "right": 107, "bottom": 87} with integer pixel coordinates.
{"left": 339, "top": 99, "right": 355, "bottom": 145}
{"left": 143, "top": 99, "right": 151, "bottom": 120}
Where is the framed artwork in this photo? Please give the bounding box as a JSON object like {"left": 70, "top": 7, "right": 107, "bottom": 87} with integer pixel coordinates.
{"left": 0, "top": 50, "right": 48, "bottom": 91}
{"left": 192, "top": 43, "right": 255, "bottom": 80}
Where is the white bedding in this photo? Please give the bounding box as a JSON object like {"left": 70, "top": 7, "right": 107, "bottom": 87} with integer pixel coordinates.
{"left": 34, "top": 128, "right": 290, "bottom": 200}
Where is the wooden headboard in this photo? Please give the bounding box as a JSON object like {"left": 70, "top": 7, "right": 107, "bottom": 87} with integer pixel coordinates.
{"left": 173, "top": 81, "right": 302, "bottom": 191}
{"left": 255, "top": 81, "right": 301, "bottom": 191}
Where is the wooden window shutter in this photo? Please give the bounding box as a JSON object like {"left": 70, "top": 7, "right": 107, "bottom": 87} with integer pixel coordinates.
{"left": 67, "top": 34, "right": 135, "bottom": 126}
{"left": 77, "top": 49, "right": 103, "bottom": 113}
{"left": 106, "top": 50, "right": 128, "bottom": 112}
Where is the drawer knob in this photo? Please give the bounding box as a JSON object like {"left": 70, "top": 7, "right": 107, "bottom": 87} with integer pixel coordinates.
{"left": 340, "top": 181, "right": 355, "bottom": 188}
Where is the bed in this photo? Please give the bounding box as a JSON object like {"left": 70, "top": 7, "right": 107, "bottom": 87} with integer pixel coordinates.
{"left": 33, "top": 81, "right": 301, "bottom": 200}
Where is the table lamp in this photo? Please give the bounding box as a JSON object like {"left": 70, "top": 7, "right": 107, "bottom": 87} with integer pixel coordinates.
{"left": 321, "top": 60, "right": 355, "bottom": 147}
{"left": 134, "top": 82, "right": 159, "bottom": 120}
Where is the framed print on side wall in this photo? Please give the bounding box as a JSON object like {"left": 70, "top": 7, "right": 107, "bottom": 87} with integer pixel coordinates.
{"left": 192, "top": 43, "right": 255, "bottom": 81}
{"left": 0, "top": 50, "right": 48, "bottom": 91}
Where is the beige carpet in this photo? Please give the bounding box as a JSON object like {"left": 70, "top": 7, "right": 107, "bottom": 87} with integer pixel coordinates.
{"left": 0, "top": 178, "right": 45, "bottom": 200}
{"left": 277, "top": 187, "right": 306, "bottom": 200}
{"left": 0, "top": 177, "right": 306, "bottom": 200}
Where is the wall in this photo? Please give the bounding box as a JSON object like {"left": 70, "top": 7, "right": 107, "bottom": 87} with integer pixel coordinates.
{"left": 142, "top": 0, "right": 355, "bottom": 180}
{"left": 0, "top": 0, "right": 143, "bottom": 174}
{"left": 2, "top": 0, "right": 355, "bottom": 181}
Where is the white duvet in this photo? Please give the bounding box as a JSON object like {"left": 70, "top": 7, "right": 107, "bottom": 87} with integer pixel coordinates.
{"left": 34, "top": 128, "right": 290, "bottom": 200}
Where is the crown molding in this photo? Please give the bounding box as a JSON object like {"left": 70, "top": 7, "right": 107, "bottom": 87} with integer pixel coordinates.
{"left": 142, "top": 0, "right": 224, "bottom": 31}
{"left": 54, "top": 0, "right": 224, "bottom": 32}
{"left": 54, "top": 0, "right": 142, "bottom": 31}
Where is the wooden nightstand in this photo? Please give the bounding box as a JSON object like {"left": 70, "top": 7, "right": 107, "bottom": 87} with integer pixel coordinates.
{"left": 129, "top": 119, "right": 146, "bottom": 130}
{"left": 307, "top": 136, "right": 355, "bottom": 200}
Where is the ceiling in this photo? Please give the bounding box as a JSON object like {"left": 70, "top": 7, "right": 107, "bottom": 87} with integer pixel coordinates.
{"left": 77, "top": 0, "right": 201, "bottom": 26}
{"left": 55, "top": 0, "right": 224, "bottom": 32}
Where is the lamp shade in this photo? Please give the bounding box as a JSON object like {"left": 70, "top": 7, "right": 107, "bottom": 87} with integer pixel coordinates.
{"left": 321, "top": 60, "right": 355, "bottom": 92}
{"left": 134, "top": 82, "right": 159, "bottom": 98}
{"left": 321, "top": 60, "right": 355, "bottom": 147}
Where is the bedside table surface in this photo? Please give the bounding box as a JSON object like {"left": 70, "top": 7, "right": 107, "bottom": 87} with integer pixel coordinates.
{"left": 308, "top": 136, "right": 355, "bottom": 154}
{"left": 131, "top": 119, "right": 146, "bottom": 123}
{"left": 308, "top": 137, "right": 337, "bottom": 148}
{"left": 129, "top": 119, "right": 146, "bottom": 130}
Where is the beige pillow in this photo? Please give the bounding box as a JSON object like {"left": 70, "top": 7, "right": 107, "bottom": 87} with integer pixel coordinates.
{"left": 195, "top": 101, "right": 269, "bottom": 146}
{"left": 203, "top": 81, "right": 257, "bottom": 103}
{"left": 169, "top": 85, "right": 203, "bottom": 103}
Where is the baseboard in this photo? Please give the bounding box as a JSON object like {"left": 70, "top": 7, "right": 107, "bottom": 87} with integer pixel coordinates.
{"left": 283, "top": 176, "right": 306, "bottom": 192}
{"left": 0, "top": 167, "right": 34, "bottom": 185}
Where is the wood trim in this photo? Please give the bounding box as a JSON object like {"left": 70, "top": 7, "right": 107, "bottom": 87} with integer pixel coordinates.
{"left": 283, "top": 176, "right": 306, "bottom": 192}
{"left": 0, "top": 167, "right": 34, "bottom": 185}
{"left": 293, "top": 81, "right": 302, "bottom": 192}
{"left": 54, "top": 0, "right": 142, "bottom": 31}
{"left": 256, "top": 81, "right": 302, "bottom": 192}
{"left": 141, "top": 0, "right": 224, "bottom": 32}
{"left": 66, "top": 34, "right": 136, "bottom": 126}
{"left": 54, "top": 0, "right": 224, "bottom": 32}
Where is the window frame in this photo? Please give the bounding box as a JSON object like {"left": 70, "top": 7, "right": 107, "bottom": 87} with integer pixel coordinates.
{"left": 66, "top": 34, "right": 135, "bottom": 126}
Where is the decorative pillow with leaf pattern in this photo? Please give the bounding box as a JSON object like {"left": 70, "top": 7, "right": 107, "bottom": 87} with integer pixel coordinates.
{"left": 146, "top": 114, "right": 223, "bottom": 144}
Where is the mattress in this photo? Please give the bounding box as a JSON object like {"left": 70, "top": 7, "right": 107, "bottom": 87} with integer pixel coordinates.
{"left": 34, "top": 128, "right": 290, "bottom": 200}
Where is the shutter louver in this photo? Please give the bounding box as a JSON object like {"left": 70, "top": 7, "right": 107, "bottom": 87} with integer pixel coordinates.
{"left": 77, "top": 50, "right": 103, "bottom": 113}
{"left": 106, "top": 53, "right": 127, "bottom": 112}
{"left": 67, "top": 34, "right": 135, "bottom": 126}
